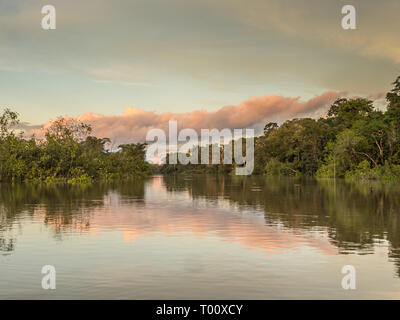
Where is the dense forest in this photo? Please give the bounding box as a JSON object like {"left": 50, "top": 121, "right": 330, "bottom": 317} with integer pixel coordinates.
{"left": 162, "top": 76, "right": 400, "bottom": 181}
{"left": 0, "top": 113, "right": 152, "bottom": 183}
{"left": 1, "top": 75, "right": 400, "bottom": 183}
{"left": 254, "top": 75, "right": 400, "bottom": 180}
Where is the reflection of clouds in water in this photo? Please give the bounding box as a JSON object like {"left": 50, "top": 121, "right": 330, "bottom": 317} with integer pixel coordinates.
{"left": 1, "top": 175, "right": 400, "bottom": 276}
{"left": 31, "top": 176, "right": 339, "bottom": 256}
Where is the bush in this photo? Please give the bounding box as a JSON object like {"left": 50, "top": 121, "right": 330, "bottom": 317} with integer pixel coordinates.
{"left": 265, "top": 159, "right": 299, "bottom": 176}
{"left": 345, "top": 160, "right": 378, "bottom": 180}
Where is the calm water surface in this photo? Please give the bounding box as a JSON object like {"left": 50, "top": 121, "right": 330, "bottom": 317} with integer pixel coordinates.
{"left": 1, "top": 175, "right": 400, "bottom": 299}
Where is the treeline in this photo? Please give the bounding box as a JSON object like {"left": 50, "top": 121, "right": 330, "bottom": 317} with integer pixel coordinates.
{"left": 162, "top": 76, "right": 400, "bottom": 181}
{"left": 0, "top": 113, "right": 152, "bottom": 183}
{"left": 3, "top": 75, "right": 400, "bottom": 182}
{"left": 158, "top": 148, "right": 235, "bottom": 175}
{"left": 254, "top": 75, "right": 400, "bottom": 180}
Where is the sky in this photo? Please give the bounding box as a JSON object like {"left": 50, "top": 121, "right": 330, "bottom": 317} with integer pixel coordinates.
{"left": 0, "top": 0, "right": 399, "bottom": 141}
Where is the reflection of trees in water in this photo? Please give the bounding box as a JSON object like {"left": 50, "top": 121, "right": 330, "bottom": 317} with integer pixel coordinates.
{"left": 2, "top": 176, "right": 400, "bottom": 276}
{"left": 0, "top": 180, "right": 147, "bottom": 252}
{"left": 162, "top": 175, "right": 400, "bottom": 276}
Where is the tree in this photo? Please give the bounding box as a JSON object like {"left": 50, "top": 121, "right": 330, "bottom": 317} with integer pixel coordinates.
{"left": 352, "top": 111, "right": 388, "bottom": 165}
{"left": 0, "top": 109, "right": 153, "bottom": 183}
{"left": 45, "top": 117, "right": 92, "bottom": 142}
{"left": 259, "top": 118, "right": 330, "bottom": 176}
{"left": 327, "top": 98, "right": 374, "bottom": 130}
{"left": 263, "top": 122, "right": 278, "bottom": 136}
{"left": 386, "top": 76, "right": 400, "bottom": 114}
{"left": 385, "top": 76, "right": 400, "bottom": 164}
{"left": 0, "top": 108, "right": 19, "bottom": 139}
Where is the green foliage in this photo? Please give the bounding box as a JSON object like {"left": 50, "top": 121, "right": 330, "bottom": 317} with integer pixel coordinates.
{"left": 160, "top": 76, "right": 400, "bottom": 181}
{"left": 0, "top": 112, "right": 152, "bottom": 183}
{"left": 344, "top": 160, "right": 377, "bottom": 180}
{"left": 327, "top": 98, "right": 374, "bottom": 130}
{"left": 0, "top": 108, "right": 19, "bottom": 139}
{"left": 256, "top": 118, "right": 330, "bottom": 176}
{"left": 3, "top": 75, "right": 400, "bottom": 182}
{"left": 258, "top": 75, "right": 400, "bottom": 181}
{"left": 377, "top": 164, "right": 400, "bottom": 182}
{"left": 264, "top": 158, "right": 299, "bottom": 176}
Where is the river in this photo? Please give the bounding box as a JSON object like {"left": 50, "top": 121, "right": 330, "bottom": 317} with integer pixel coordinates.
{"left": 1, "top": 175, "right": 400, "bottom": 299}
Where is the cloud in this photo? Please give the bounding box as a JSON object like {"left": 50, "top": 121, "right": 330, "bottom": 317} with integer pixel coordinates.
{"left": 12, "top": 121, "right": 43, "bottom": 131}
{"left": 222, "top": 0, "right": 400, "bottom": 64}
{"left": 0, "top": 0, "right": 397, "bottom": 103}
{"left": 367, "top": 92, "right": 387, "bottom": 101}
{"left": 29, "top": 91, "right": 344, "bottom": 144}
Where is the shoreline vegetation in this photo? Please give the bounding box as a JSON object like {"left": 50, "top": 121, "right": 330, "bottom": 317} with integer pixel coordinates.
{"left": 161, "top": 76, "right": 400, "bottom": 183}
{"left": 0, "top": 114, "right": 152, "bottom": 184}
{"left": 1, "top": 75, "right": 400, "bottom": 184}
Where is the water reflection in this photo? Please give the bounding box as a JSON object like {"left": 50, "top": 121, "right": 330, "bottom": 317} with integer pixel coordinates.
{"left": 0, "top": 181, "right": 146, "bottom": 252}
{"left": 1, "top": 175, "right": 400, "bottom": 284}
{"left": 162, "top": 176, "right": 400, "bottom": 275}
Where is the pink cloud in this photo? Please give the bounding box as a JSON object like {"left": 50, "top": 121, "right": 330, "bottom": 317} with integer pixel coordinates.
{"left": 29, "top": 91, "right": 344, "bottom": 144}
{"left": 367, "top": 91, "right": 386, "bottom": 101}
